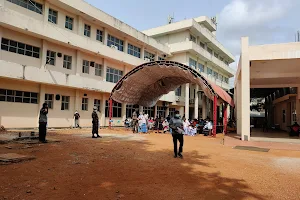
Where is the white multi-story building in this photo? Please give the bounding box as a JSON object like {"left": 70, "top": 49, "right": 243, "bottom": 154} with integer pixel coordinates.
{"left": 0, "top": 0, "right": 234, "bottom": 128}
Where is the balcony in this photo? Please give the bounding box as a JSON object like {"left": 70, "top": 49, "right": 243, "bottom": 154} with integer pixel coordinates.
{"left": 0, "top": 6, "right": 145, "bottom": 67}
{"left": 169, "top": 41, "right": 235, "bottom": 76}
{"left": 191, "top": 20, "right": 235, "bottom": 62}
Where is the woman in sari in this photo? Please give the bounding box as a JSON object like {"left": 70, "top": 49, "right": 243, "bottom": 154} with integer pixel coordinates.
{"left": 138, "top": 112, "right": 148, "bottom": 133}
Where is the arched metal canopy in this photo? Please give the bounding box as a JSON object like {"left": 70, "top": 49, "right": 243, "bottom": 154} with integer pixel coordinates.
{"left": 110, "top": 61, "right": 234, "bottom": 107}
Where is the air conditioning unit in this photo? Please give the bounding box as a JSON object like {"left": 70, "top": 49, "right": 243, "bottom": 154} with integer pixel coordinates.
{"left": 175, "top": 96, "right": 180, "bottom": 102}
{"left": 144, "top": 58, "right": 151, "bottom": 62}
{"left": 110, "top": 44, "right": 118, "bottom": 50}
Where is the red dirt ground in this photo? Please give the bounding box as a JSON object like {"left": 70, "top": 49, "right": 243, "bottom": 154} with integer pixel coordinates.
{"left": 1, "top": 129, "right": 300, "bottom": 200}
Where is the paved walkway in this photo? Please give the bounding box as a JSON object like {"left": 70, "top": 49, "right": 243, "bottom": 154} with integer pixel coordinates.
{"left": 224, "top": 134, "right": 300, "bottom": 151}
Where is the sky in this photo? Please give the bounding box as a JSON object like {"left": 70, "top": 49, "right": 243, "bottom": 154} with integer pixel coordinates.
{"left": 86, "top": 0, "right": 300, "bottom": 86}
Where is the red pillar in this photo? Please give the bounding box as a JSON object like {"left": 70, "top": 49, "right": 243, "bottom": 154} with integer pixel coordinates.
{"left": 213, "top": 95, "right": 217, "bottom": 137}
{"left": 109, "top": 99, "right": 113, "bottom": 129}
{"left": 223, "top": 103, "right": 228, "bottom": 135}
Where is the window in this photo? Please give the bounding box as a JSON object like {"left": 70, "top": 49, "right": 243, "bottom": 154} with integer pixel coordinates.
{"left": 175, "top": 86, "right": 182, "bottom": 96}
{"left": 144, "top": 51, "right": 155, "bottom": 61}
{"left": 219, "top": 74, "right": 223, "bottom": 81}
{"left": 207, "top": 68, "right": 213, "bottom": 75}
{"left": 0, "top": 89, "right": 38, "bottom": 104}
{"left": 65, "top": 16, "right": 73, "bottom": 30}
{"left": 61, "top": 96, "right": 70, "bottom": 110}
{"left": 144, "top": 107, "right": 154, "bottom": 118}
{"left": 126, "top": 105, "right": 139, "bottom": 118}
{"left": 224, "top": 77, "right": 229, "bottom": 83}
{"left": 158, "top": 57, "right": 165, "bottom": 61}
{"left": 1, "top": 38, "right": 40, "bottom": 58}
{"left": 200, "top": 42, "right": 205, "bottom": 49}
{"left": 82, "top": 60, "right": 89, "bottom": 74}
{"left": 7, "top": 0, "right": 43, "bottom": 14}
{"left": 94, "top": 99, "right": 101, "bottom": 112}
{"left": 48, "top": 8, "right": 57, "bottom": 24}
{"left": 157, "top": 106, "right": 166, "bottom": 118}
{"left": 214, "top": 52, "right": 219, "bottom": 58}
{"left": 282, "top": 110, "right": 286, "bottom": 123}
{"left": 63, "top": 55, "right": 72, "bottom": 69}
{"left": 198, "top": 63, "right": 204, "bottom": 72}
{"left": 45, "top": 94, "right": 54, "bottom": 109}
{"left": 105, "top": 100, "right": 122, "bottom": 117}
{"left": 106, "top": 67, "right": 123, "bottom": 83}
{"left": 95, "top": 63, "right": 102, "bottom": 76}
{"left": 225, "top": 60, "right": 229, "bottom": 65}
{"left": 189, "top": 58, "right": 197, "bottom": 68}
{"left": 47, "top": 50, "right": 56, "bottom": 65}
{"left": 84, "top": 24, "right": 91, "bottom": 37}
{"left": 107, "top": 34, "right": 124, "bottom": 51}
{"left": 96, "top": 29, "right": 103, "bottom": 42}
{"left": 190, "top": 34, "right": 196, "bottom": 43}
{"left": 207, "top": 47, "right": 213, "bottom": 54}
{"left": 219, "top": 57, "right": 224, "bottom": 61}
{"left": 169, "top": 108, "right": 176, "bottom": 117}
{"left": 82, "top": 98, "right": 88, "bottom": 111}
{"left": 213, "top": 71, "right": 218, "bottom": 79}
{"left": 127, "top": 44, "right": 141, "bottom": 58}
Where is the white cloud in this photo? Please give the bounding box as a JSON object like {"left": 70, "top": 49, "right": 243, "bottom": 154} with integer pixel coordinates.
{"left": 217, "top": 0, "right": 300, "bottom": 87}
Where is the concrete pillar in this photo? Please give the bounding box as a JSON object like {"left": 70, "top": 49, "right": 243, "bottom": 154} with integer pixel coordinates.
{"left": 166, "top": 107, "right": 170, "bottom": 117}
{"left": 44, "top": 1, "right": 49, "bottom": 23}
{"left": 296, "top": 87, "right": 300, "bottom": 123}
{"left": 154, "top": 105, "right": 158, "bottom": 118}
{"left": 124, "top": 39, "right": 128, "bottom": 55}
{"left": 185, "top": 83, "right": 189, "bottom": 119}
{"left": 139, "top": 105, "right": 143, "bottom": 114}
{"left": 101, "top": 94, "right": 106, "bottom": 127}
{"left": 179, "top": 107, "right": 184, "bottom": 117}
{"left": 236, "top": 81, "right": 241, "bottom": 135}
{"left": 77, "top": 16, "right": 83, "bottom": 36}
{"left": 194, "top": 85, "right": 199, "bottom": 119}
{"left": 76, "top": 50, "right": 81, "bottom": 75}
{"left": 37, "top": 84, "right": 46, "bottom": 126}
{"left": 240, "top": 37, "right": 250, "bottom": 141}
{"left": 155, "top": 52, "right": 159, "bottom": 61}
{"left": 103, "top": 28, "right": 108, "bottom": 46}
{"left": 202, "top": 94, "right": 207, "bottom": 119}
{"left": 41, "top": 40, "right": 48, "bottom": 69}
{"left": 141, "top": 46, "right": 145, "bottom": 61}
{"left": 122, "top": 103, "right": 127, "bottom": 121}
{"left": 74, "top": 90, "right": 80, "bottom": 112}
{"left": 0, "top": 26, "right": 3, "bottom": 59}
{"left": 103, "top": 58, "right": 107, "bottom": 81}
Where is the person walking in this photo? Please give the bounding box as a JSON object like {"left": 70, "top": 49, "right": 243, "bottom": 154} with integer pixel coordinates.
{"left": 74, "top": 110, "right": 80, "bottom": 128}
{"left": 39, "top": 103, "right": 48, "bottom": 143}
{"left": 92, "top": 106, "right": 101, "bottom": 138}
{"left": 169, "top": 110, "right": 184, "bottom": 158}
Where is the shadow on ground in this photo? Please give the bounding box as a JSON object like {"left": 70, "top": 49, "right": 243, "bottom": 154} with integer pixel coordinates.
{"left": 0, "top": 132, "right": 268, "bottom": 200}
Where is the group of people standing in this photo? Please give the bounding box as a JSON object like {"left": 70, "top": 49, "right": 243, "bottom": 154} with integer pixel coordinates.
{"left": 38, "top": 103, "right": 102, "bottom": 142}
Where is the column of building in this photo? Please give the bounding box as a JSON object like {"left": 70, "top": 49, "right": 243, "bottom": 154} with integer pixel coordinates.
{"left": 185, "top": 83, "right": 189, "bottom": 119}
{"left": 202, "top": 93, "right": 207, "bottom": 119}
{"left": 296, "top": 86, "right": 300, "bottom": 124}
{"left": 101, "top": 93, "right": 106, "bottom": 127}
{"left": 240, "top": 37, "right": 250, "bottom": 141}
{"left": 43, "top": 1, "right": 49, "bottom": 23}
{"left": 37, "top": 84, "right": 46, "bottom": 125}
{"left": 194, "top": 85, "right": 199, "bottom": 119}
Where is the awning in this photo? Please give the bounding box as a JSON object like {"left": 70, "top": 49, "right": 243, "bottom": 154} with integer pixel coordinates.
{"left": 110, "top": 61, "right": 234, "bottom": 107}
{"left": 207, "top": 80, "right": 235, "bottom": 107}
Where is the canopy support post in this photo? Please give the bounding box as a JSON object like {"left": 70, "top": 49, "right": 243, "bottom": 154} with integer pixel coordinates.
{"left": 223, "top": 103, "right": 228, "bottom": 135}
{"left": 109, "top": 99, "right": 113, "bottom": 129}
{"left": 213, "top": 95, "right": 217, "bottom": 137}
